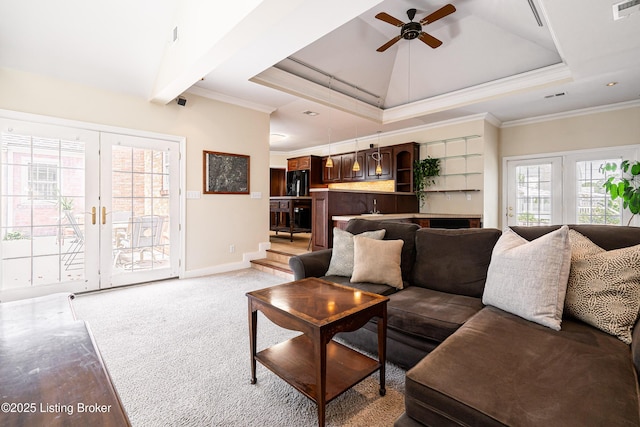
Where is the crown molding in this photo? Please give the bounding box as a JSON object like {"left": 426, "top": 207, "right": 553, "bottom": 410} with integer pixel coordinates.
{"left": 501, "top": 99, "right": 640, "bottom": 128}
{"left": 279, "top": 112, "right": 493, "bottom": 157}
{"left": 382, "top": 63, "right": 572, "bottom": 124}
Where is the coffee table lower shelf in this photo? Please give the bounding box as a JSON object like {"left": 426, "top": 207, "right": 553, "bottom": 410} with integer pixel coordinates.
{"left": 256, "top": 334, "right": 381, "bottom": 403}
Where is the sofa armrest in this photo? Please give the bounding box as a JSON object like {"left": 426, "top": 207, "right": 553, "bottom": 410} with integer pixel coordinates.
{"left": 289, "top": 249, "right": 333, "bottom": 280}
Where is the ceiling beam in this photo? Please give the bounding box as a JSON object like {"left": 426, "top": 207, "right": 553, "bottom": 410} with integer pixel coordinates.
{"left": 150, "top": 0, "right": 384, "bottom": 104}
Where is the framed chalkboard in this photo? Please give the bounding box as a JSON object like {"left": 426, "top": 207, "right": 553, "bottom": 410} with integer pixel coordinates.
{"left": 203, "top": 151, "right": 250, "bottom": 194}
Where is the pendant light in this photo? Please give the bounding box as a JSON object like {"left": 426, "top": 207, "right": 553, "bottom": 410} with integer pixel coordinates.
{"left": 352, "top": 141, "right": 360, "bottom": 172}
{"left": 371, "top": 131, "right": 383, "bottom": 177}
{"left": 326, "top": 78, "right": 334, "bottom": 168}
{"left": 352, "top": 90, "right": 361, "bottom": 172}
{"left": 325, "top": 128, "right": 334, "bottom": 168}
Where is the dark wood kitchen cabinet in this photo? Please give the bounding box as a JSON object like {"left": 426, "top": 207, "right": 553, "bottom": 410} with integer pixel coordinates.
{"left": 394, "top": 142, "right": 419, "bottom": 193}
{"left": 364, "top": 146, "right": 393, "bottom": 180}
{"left": 322, "top": 156, "right": 342, "bottom": 182}
{"left": 340, "top": 152, "right": 366, "bottom": 181}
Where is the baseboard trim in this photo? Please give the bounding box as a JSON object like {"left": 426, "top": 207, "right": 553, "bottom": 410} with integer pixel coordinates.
{"left": 182, "top": 241, "right": 271, "bottom": 279}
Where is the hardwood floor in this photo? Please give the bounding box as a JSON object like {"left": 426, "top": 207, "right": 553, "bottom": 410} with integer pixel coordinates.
{"left": 250, "top": 232, "right": 312, "bottom": 279}
{"left": 269, "top": 231, "right": 311, "bottom": 255}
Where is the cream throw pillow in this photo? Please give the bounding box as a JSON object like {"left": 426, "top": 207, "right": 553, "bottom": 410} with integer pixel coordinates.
{"left": 351, "top": 236, "right": 404, "bottom": 289}
{"left": 325, "top": 228, "right": 386, "bottom": 277}
{"left": 566, "top": 230, "right": 640, "bottom": 344}
{"left": 482, "top": 226, "right": 571, "bottom": 331}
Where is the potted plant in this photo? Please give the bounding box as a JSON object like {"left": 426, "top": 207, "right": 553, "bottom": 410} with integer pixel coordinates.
{"left": 601, "top": 160, "right": 640, "bottom": 226}
{"left": 414, "top": 157, "right": 441, "bottom": 207}
{"left": 59, "top": 195, "right": 74, "bottom": 212}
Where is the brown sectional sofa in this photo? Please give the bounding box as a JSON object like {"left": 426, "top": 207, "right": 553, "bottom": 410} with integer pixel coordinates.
{"left": 289, "top": 219, "right": 640, "bottom": 426}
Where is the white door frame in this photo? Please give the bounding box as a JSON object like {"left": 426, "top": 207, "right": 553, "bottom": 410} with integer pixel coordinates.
{"left": 504, "top": 156, "right": 563, "bottom": 227}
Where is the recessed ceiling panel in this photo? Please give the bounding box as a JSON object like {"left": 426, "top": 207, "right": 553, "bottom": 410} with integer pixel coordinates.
{"left": 266, "top": 0, "right": 563, "bottom": 110}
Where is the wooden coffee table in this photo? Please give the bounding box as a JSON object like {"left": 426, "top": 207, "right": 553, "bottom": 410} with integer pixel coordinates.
{"left": 247, "top": 277, "right": 388, "bottom": 427}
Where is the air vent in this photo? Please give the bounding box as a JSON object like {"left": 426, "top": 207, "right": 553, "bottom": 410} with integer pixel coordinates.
{"left": 544, "top": 92, "right": 566, "bottom": 99}
{"left": 613, "top": 0, "right": 640, "bottom": 20}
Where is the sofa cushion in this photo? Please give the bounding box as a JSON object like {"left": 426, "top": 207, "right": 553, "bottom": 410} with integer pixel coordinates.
{"left": 351, "top": 236, "right": 404, "bottom": 289}
{"left": 345, "top": 219, "right": 419, "bottom": 282}
{"left": 566, "top": 229, "right": 640, "bottom": 344}
{"left": 411, "top": 227, "right": 501, "bottom": 297}
{"left": 387, "top": 286, "right": 484, "bottom": 344}
{"left": 483, "top": 226, "right": 571, "bottom": 331}
{"left": 405, "top": 306, "right": 640, "bottom": 427}
{"left": 325, "top": 228, "right": 386, "bottom": 277}
{"left": 321, "top": 275, "right": 398, "bottom": 296}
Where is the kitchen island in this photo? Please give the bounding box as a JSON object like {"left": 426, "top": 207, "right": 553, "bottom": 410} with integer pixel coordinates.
{"left": 310, "top": 189, "right": 419, "bottom": 250}
{"left": 332, "top": 213, "right": 482, "bottom": 229}
{"left": 270, "top": 196, "right": 312, "bottom": 241}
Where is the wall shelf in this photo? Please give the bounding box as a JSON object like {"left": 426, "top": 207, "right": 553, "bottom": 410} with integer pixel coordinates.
{"left": 424, "top": 189, "right": 481, "bottom": 193}
{"left": 422, "top": 135, "right": 484, "bottom": 193}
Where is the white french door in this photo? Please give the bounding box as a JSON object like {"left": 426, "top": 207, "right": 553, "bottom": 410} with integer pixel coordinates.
{"left": 505, "top": 157, "right": 563, "bottom": 226}
{"left": 505, "top": 147, "right": 639, "bottom": 228}
{"left": 99, "top": 133, "right": 180, "bottom": 288}
{"left": 0, "top": 117, "right": 180, "bottom": 301}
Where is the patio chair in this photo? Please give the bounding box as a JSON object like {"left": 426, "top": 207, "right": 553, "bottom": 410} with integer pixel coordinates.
{"left": 61, "top": 210, "right": 84, "bottom": 270}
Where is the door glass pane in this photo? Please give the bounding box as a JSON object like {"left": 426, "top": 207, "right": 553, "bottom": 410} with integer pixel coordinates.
{"left": 576, "top": 159, "right": 622, "bottom": 225}
{"left": 1, "top": 131, "right": 85, "bottom": 289}
{"left": 111, "top": 145, "right": 170, "bottom": 272}
{"left": 515, "top": 163, "right": 553, "bottom": 226}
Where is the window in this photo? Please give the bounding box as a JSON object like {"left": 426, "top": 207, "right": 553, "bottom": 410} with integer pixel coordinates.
{"left": 515, "top": 163, "right": 553, "bottom": 225}
{"left": 575, "top": 158, "right": 621, "bottom": 225}
{"left": 29, "top": 163, "right": 58, "bottom": 201}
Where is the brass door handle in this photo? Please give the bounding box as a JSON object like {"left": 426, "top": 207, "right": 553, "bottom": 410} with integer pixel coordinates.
{"left": 91, "top": 207, "right": 96, "bottom": 225}
{"left": 102, "top": 207, "right": 107, "bottom": 225}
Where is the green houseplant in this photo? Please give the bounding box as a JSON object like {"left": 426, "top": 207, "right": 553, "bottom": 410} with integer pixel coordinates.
{"left": 414, "top": 157, "right": 441, "bottom": 207}
{"left": 601, "top": 160, "right": 640, "bottom": 226}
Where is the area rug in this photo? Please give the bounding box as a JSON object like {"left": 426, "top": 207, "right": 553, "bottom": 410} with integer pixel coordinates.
{"left": 73, "top": 269, "right": 406, "bottom": 426}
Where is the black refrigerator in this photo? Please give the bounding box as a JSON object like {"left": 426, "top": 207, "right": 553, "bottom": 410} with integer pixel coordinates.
{"left": 286, "top": 170, "right": 310, "bottom": 197}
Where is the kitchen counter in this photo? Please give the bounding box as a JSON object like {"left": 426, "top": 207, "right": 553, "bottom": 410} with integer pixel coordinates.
{"left": 332, "top": 213, "right": 482, "bottom": 222}
{"left": 332, "top": 212, "right": 483, "bottom": 230}
{"left": 310, "top": 188, "right": 412, "bottom": 195}
{"left": 270, "top": 196, "right": 312, "bottom": 200}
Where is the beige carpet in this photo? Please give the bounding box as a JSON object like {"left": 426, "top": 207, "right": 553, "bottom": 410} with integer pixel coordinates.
{"left": 73, "top": 269, "right": 406, "bottom": 426}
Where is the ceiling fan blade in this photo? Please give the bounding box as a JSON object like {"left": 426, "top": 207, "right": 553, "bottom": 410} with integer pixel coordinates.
{"left": 377, "top": 35, "right": 402, "bottom": 52}
{"left": 418, "top": 32, "right": 443, "bottom": 49}
{"left": 375, "top": 12, "right": 405, "bottom": 27}
{"left": 420, "top": 3, "right": 456, "bottom": 25}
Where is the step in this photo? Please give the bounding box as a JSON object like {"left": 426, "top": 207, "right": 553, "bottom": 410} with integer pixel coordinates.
{"left": 250, "top": 258, "right": 294, "bottom": 280}
{"left": 265, "top": 249, "right": 295, "bottom": 264}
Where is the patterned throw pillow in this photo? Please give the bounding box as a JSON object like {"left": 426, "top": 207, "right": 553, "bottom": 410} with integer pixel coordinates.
{"left": 566, "top": 230, "right": 640, "bottom": 344}
{"left": 325, "top": 228, "right": 386, "bottom": 277}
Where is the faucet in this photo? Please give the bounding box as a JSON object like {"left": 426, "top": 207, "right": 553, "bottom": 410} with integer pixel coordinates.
{"left": 371, "top": 198, "right": 380, "bottom": 214}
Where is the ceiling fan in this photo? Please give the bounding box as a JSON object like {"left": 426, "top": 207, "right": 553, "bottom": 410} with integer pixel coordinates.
{"left": 375, "top": 4, "right": 456, "bottom": 52}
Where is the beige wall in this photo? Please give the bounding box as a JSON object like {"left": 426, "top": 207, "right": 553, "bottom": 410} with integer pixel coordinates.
{"left": 500, "top": 106, "right": 640, "bottom": 158}
{"left": 0, "top": 67, "right": 271, "bottom": 275}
